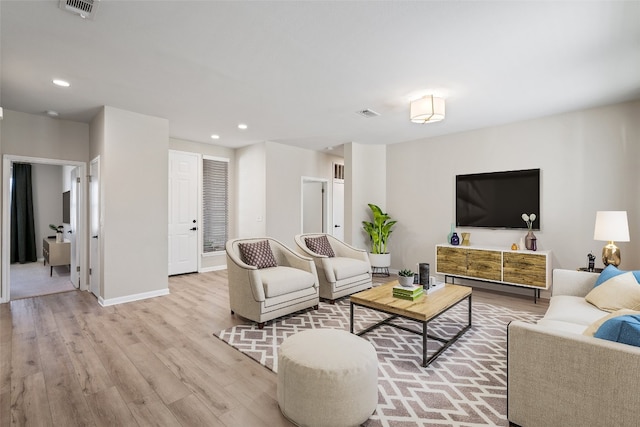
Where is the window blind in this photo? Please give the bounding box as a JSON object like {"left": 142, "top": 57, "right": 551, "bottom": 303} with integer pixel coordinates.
{"left": 202, "top": 158, "right": 228, "bottom": 253}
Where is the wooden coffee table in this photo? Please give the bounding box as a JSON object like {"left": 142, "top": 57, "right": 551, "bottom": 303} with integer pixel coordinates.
{"left": 350, "top": 281, "right": 472, "bottom": 367}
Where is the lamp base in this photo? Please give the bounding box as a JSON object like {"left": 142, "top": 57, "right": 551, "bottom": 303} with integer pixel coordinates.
{"left": 602, "top": 241, "right": 621, "bottom": 267}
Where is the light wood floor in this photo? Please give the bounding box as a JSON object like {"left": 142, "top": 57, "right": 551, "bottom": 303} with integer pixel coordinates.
{"left": 1, "top": 271, "right": 548, "bottom": 426}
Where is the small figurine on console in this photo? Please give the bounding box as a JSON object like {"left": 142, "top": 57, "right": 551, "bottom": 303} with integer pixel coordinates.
{"left": 587, "top": 252, "right": 596, "bottom": 272}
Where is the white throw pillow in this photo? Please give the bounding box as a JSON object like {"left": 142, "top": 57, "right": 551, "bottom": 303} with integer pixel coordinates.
{"left": 585, "top": 271, "right": 640, "bottom": 312}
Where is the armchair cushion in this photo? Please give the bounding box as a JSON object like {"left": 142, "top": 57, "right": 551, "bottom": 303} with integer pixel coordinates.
{"left": 304, "top": 235, "right": 335, "bottom": 257}
{"left": 238, "top": 240, "right": 278, "bottom": 269}
{"left": 260, "top": 266, "right": 317, "bottom": 298}
{"left": 329, "top": 257, "right": 370, "bottom": 281}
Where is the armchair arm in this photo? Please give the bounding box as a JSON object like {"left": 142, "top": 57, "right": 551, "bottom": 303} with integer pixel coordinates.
{"left": 268, "top": 239, "right": 318, "bottom": 282}
{"left": 225, "top": 240, "right": 265, "bottom": 302}
{"left": 327, "top": 236, "right": 369, "bottom": 263}
{"left": 508, "top": 321, "right": 640, "bottom": 427}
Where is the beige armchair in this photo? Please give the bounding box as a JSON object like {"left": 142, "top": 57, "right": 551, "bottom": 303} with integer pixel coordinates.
{"left": 226, "top": 237, "right": 319, "bottom": 329}
{"left": 294, "top": 233, "right": 372, "bottom": 303}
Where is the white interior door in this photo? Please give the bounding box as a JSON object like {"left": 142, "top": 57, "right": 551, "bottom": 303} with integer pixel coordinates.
{"left": 89, "top": 157, "right": 101, "bottom": 298}
{"left": 69, "top": 167, "right": 79, "bottom": 288}
{"left": 332, "top": 180, "right": 344, "bottom": 241}
{"left": 168, "top": 151, "right": 199, "bottom": 275}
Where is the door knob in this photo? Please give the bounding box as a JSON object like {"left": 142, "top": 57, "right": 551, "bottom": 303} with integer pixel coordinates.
{"left": 334, "top": 225, "right": 341, "bottom": 228}
{"left": 68, "top": 230, "right": 73, "bottom": 233}
{"left": 190, "top": 227, "right": 197, "bottom": 231}
{"left": 92, "top": 235, "right": 98, "bottom": 239}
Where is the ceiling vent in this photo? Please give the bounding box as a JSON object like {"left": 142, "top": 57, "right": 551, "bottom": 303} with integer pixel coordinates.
{"left": 59, "top": 0, "right": 99, "bottom": 20}
{"left": 356, "top": 109, "right": 380, "bottom": 118}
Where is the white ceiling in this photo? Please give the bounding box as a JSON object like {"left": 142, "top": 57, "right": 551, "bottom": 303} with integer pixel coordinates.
{"left": 2, "top": 1, "right": 639, "bottom": 152}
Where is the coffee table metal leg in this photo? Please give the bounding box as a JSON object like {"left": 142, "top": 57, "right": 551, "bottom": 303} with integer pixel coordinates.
{"left": 422, "top": 321, "right": 428, "bottom": 367}
{"left": 350, "top": 302, "right": 354, "bottom": 333}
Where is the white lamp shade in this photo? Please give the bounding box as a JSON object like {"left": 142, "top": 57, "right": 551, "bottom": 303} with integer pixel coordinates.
{"left": 410, "top": 95, "right": 445, "bottom": 123}
{"left": 593, "top": 211, "right": 630, "bottom": 242}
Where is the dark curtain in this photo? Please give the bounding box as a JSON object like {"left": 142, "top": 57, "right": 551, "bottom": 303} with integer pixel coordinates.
{"left": 11, "top": 163, "right": 37, "bottom": 264}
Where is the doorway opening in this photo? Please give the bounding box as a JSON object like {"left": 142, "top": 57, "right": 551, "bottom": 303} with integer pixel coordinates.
{"left": 301, "top": 177, "right": 328, "bottom": 234}
{"left": 1, "top": 155, "right": 87, "bottom": 303}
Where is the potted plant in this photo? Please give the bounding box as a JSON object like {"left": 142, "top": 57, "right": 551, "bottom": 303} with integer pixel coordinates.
{"left": 362, "top": 203, "right": 397, "bottom": 268}
{"left": 398, "top": 269, "right": 415, "bottom": 287}
{"left": 49, "top": 224, "right": 63, "bottom": 242}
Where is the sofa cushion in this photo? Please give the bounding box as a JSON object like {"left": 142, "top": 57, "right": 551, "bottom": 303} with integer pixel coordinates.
{"left": 583, "top": 309, "right": 640, "bottom": 337}
{"left": 328, "top": 257, "right": 370, "bottom": 281}
{"left": 585, "top": 271, "right": 640, "bottom": 312}
{"left": 536, "top": 318, "right": 591, "bottom": 334}
{"left": 594, "top": 265, "right": 640, "bottom": 287}
{"left": 238, "top": 240, "right": 278, "bottom": 269}
{"left": 305, "top": 236, "right": 335, "bottom": 257}
{"left": 594, "top": 314, "right": 640, "bottom": 347}
{"left": 542, "top": 295, "right": 608, "bottom": 326}
{"left": 260, "top": 266, "right": 316, "bottom": 298}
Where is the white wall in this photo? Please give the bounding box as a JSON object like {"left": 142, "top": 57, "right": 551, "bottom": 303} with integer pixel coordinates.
{"left": 93, "top": 106, "right": 169, "bottom": 302}
{"left": 387, "top": 100, "right": 640, "bottom": 294}
{"left": 168, "top": 137, "right": 235, "bottom": 271}
{"left": 1, "top": 110, "right": 89, "bottom": 161}
{"left": 236, "top": 143, "right": 267, "bottom": 238}
{"left": 1, "top": 110, "right": 90, "bottom": 300}
{"left": 264, "top": 141, "right": 342, "bottom": 248}
{"left": 345, "top": 142, "right": 386, "bottom": 249}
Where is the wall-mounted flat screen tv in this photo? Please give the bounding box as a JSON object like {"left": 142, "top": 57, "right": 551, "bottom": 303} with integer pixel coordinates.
{"left": 456, "top": 168, "right": 540, "bottom": 229}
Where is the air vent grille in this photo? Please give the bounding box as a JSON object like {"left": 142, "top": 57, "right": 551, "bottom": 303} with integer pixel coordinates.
{"left": 356, "top": 109, "right": 380, "bottom": 118}
{"left": 59, "top": 0, "right": 99, "bottom": 19}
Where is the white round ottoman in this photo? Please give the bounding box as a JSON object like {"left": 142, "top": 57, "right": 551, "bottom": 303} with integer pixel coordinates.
{"left": 277, "top": 328, "right": 378, "bottom": 427}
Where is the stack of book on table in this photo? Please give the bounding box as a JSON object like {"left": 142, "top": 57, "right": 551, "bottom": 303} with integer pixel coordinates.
{"left": 392, "top": 284, "right": 424, "bottom": 301}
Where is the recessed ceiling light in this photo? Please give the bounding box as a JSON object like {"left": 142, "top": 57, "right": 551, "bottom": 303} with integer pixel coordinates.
{"left": 237, "top": 123, "right": 248, "bottom": 130}
{"left": 211, "top": 134, "right": 220, "bottom": 140}
{"left": 46, "top": 110, "right": 59, "bottom": 117}
{"left": 52, "top": 79, "right": 70, "bottom": 87}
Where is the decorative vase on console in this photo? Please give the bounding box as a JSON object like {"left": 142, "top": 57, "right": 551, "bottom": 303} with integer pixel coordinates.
{"left": 450, "top": 232, "right": 460, "bottom": 246}
{"left": 521, "top": 213, "right": 537, "bottom": 251}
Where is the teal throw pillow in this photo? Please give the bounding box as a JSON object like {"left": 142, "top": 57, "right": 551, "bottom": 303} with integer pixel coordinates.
{"left": 594, "top": 265, "right": 640, "bottom": 287}
{"left": 594, "top": 314, "right": 640, "bottom": 347}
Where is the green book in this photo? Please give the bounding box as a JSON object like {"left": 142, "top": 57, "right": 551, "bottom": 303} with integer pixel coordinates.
{"left": 393, "top": 284, "right": 422, "bottom": 296}
{"left": 393, "top": 289, "right": 424, "bottom": 301}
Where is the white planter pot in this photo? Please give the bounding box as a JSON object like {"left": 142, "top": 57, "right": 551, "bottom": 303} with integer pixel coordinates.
{"left": 368, "top": 252, "right": 391, "bottom": 268}
{"left": 398, "top": 276, "right": 414, "bottom": 287}
{"left": 56, "top": 232, "right": 63, "bottom": 243}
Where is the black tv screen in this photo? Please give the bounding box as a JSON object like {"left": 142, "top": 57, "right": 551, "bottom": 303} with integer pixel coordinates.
{"left": 456, "top": 169, "right": 540, "bottom": 229}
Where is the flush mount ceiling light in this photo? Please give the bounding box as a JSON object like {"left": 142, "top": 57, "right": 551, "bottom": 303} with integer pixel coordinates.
{"left": 52, "top": 79, "right": 70, "bottom": 87}
{"left": 46, "top": 110, "right": 59, "bottom": 117}
{"left": 210, "top": 134, "right": 220, "bottom": 140}
{"left": 237, "top": 123, "right": 248, "bottom": 130}
{"left": 410, "top": 95, "right": 445, "bottom": 124}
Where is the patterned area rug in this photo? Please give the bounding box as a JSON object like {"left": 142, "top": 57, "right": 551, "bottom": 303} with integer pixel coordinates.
{"left": 214, "top": 298, "right": 541, "bottom": 427}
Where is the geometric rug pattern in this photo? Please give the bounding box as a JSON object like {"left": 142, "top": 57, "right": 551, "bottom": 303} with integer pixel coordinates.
{"left": 215, "top": 298, "right": 542, "bottom": 427}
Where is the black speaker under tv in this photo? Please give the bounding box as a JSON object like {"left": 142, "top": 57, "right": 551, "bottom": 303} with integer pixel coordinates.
{"left": 455, "top": 168, "right": 540, "bottom": 229}
{"left": 62, "top": 191, "right": 71, "bottom": 224}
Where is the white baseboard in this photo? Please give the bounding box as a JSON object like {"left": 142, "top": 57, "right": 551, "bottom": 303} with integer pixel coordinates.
{"left": 98, "top": 288, "right": 170, "bottom": 307}
{"left": 199, "top": 265, "right": 227, "bottom": 273}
